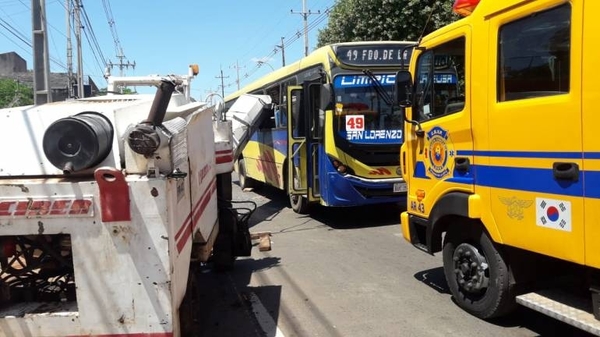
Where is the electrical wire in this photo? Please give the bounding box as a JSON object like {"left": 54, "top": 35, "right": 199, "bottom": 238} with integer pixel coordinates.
{"left": 218, "top": 4, "right": 333, "bottom": 92}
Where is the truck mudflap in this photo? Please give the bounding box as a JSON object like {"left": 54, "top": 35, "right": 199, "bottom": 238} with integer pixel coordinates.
{"left": 517, "top": 290, "right": 600, "bottom": 336}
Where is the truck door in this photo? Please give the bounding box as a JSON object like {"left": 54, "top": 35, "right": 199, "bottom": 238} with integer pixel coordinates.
{"left": 487, "top": 2, "right": 583, "bottom": 263}
{"left": 402, "top": 28, "right": 474, "bottom": 224}
{"left": 581, "top": 1, "right": 599, "bottom": 268}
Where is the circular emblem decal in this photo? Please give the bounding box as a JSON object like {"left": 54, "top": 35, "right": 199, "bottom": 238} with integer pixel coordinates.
{"left": 426, "top": 126, "right": 453, "bottom": 179}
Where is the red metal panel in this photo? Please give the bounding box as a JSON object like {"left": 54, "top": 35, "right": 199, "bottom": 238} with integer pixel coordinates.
{"left": 94, "top": 167, "right": 131, "bottom": 222}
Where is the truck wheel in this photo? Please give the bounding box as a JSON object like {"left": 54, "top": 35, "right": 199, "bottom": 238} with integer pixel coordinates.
{"left": 238, "top": 158, "right": 254, "bottom": 190}
{"left": 442, "top": 225, "right": 516, "bottom": 319}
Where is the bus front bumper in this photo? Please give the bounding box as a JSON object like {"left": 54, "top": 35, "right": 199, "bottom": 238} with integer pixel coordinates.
{"left": 321, "top": 172, "right": 407, "bottom": 207}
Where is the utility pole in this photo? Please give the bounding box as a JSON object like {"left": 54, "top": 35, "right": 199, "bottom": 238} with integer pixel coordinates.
{"left": 215, "top": 66, "right": 229, "bottom": 99}
{"left": 65, "top": 0, "right": 74, "bottom": 99}
{"left": 107, "top": 51, "right": 135, "bottom": 93}
{"left": 276, "top": 36, "right": 286, "bottom": 66}
{"left": 230, "top": 60, "right": 245, "bottom": 90}
{"left": 73, "top": 0, "right": 84, "bottom": 98}
{"left": 291, "top": 0, "right": 320, "bottom": 56}
{"left": 32, "top": 0, "right": 52, "bottom": 105}
{"left": 108, "top": 50, "right": 136, "bottom": 77}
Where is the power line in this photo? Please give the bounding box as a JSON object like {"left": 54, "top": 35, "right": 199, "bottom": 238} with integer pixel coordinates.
{"left": 80, "top": 3, "right": 107, "bottom": 68}
{"left": 291, "top": 0, "right": 320, "bottom": 56}
{"left": 102, "top": 0, "right": 134, "bottom": 77}
{"left": 215, "top": 66, "right": 229, "bottom": 99}
{"left": 219, "top": 5, "right": 332, "bottom": 91}
{"left": 0, "top": 16, "right": 67, "bottom": 70}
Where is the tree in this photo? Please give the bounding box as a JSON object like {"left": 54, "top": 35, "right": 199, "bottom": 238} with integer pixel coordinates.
{"left": 317, "top": 0, "right": 460, "bottom": 47}
{"left": 0, "top": 78, "right": 33, "bottom": 108}
{"left": 97, "top": 86, "right": 137, "bottom": 96}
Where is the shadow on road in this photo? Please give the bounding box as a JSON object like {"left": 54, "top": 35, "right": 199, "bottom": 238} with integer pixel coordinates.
{"left": 233, "top": 176, "right": 291, "bottom": 229}
{"left": 489, "top": 306, "right": 596, "bottom": 337}
{"left": 414, "top": 266, "right": 450, "bottom": 294}
{"left": 233, "top": 173, "right": 406, "bottom": 230}
{"left": 310, "top": 202, "right": 404, "bottom": 229}
{"left": 414, "top": 267, "right": 595, "bottom": 337}
{"left": 194, "top": 256, "right": 282, "bottom": 337}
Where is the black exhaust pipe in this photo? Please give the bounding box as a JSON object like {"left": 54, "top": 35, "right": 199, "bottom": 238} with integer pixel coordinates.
{"left": 144, "top": 79, "right": 177, "bottom": 126}
{"left": 127, "top": 79, "right": 180, "bottom": 156}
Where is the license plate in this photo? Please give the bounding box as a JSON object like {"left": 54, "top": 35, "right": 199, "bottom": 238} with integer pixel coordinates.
{"left": 393, "top": 182, "right": 407, "bottom": 193}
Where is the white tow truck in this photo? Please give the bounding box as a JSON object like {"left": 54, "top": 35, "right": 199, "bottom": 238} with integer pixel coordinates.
{"left": 0, "top": 65, "right": 260, "bottom": 336}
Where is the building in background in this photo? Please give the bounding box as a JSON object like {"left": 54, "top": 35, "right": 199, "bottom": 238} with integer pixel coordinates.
{"left": 0, "top": 51, "right": 99, "bottom": 101}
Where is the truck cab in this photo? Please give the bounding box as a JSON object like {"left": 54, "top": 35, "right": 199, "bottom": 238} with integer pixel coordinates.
{"left": 396, "top": 0, "right": 600, "bottom": 333}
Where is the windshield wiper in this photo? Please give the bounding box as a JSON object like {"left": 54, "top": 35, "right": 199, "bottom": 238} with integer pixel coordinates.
{"left": 362, "top": 69, "right": 394, "bottom": 106}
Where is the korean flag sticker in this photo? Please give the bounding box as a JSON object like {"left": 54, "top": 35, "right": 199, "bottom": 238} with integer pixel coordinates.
{"left": 536, "top": 198, "right": 572, "bottom": 232}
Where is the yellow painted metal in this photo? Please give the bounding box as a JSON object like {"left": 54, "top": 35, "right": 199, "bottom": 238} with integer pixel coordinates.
{"left": 402, "top": 0, "right": 598, "bottom": 267}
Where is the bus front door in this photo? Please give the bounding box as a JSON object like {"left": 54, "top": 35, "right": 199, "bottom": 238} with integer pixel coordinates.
{"left": 287, "top": 86, "right": 309, "bottom": 213}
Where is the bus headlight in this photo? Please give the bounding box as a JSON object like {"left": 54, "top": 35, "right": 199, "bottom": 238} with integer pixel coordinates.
{"left": 328, "top": 156, "right": 353, "bottom": 175}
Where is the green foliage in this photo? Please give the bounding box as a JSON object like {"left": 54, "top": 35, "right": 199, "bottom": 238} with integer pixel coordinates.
{"left": 0, "top": 78, "right": 33, "bottom": 108}
{"left": 317, "top": 0, "right": 459, "bottom": 47}
{"left": 97, "top": 86, "right": 137, "bottom": 96}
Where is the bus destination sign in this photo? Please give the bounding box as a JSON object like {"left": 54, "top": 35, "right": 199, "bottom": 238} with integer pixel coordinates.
{"left": 336, "top": 44, "right": 414, "bottom": 67}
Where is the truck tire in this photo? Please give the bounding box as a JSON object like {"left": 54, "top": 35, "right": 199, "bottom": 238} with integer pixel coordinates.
{"left": 442, "top": 224, "right": 516, "bottom": 319}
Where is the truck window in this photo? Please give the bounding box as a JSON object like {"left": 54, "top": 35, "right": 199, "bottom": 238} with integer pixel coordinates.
{"left": 413, "top": 37, "right": 466, "bottom": 122}
{"left": 498, "top": 4, "right": 571, "bottom": 102}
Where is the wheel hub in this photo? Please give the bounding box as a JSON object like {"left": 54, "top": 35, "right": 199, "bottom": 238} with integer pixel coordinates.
{"left": 452, "top": 243, "right": 489, "bottom": 293}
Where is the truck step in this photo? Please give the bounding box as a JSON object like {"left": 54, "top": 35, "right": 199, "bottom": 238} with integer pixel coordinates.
{"left": 516, "top": 290, "right": 600, "bottom": 336}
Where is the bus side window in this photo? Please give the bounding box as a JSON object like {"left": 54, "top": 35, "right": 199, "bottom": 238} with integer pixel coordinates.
{"left": 266, "top": 86, "right": 280, "bottom": 129}
{"left": 309, "top": 84, "right": 323, "bottom": 139}
{"left": 278, "top": 79, "right": 295, "bottom": 128}
{"left": 291, "top": 90, "right": 304, "bottom": 138}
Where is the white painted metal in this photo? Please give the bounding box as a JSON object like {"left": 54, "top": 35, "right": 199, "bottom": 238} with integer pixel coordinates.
{"left": 225, "top": 94, "right": 273, "bottom": 159}
{"left": 0, "top": 66, "right": 232, "bottom": 337}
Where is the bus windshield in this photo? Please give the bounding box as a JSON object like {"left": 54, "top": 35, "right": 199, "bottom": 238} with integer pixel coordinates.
{"left": 333, "top": 73, "right": 404, "bottom": 144}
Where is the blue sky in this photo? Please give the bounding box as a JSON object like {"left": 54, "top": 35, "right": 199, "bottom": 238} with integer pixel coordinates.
{"left": 0, "top": 0, "right": 334, "bottom": 100}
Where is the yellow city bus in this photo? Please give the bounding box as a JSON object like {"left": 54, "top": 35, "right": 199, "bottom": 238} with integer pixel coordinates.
{"left": 225, "top": 41, "right": 414, "bottom": 213}
{"left": 395, "top": 0, "right": 600, "bottom": 332}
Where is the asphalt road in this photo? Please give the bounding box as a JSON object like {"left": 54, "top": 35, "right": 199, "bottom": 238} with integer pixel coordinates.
{"left": 194, "top": 174, "right": 594, "bottom": 337}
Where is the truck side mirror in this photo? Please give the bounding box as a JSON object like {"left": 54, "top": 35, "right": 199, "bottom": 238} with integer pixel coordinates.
{"left": 394, "top": 70, "right": 413, "bottom": 108}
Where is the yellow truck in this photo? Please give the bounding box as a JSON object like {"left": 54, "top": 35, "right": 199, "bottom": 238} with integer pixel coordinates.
{"left": 395, "top": 0, "right": 600, "bottom": 333}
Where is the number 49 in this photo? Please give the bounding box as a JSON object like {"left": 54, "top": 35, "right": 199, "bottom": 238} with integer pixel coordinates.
{"left": 346, "top": 115, "right": 364, "bottom": 131}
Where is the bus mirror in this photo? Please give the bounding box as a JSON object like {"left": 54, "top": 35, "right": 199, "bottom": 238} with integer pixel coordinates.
{"left": 320, "top": 83, "right": 334, "bottom": 111}
{"left": 394, "top": 70, "right": 413, "bottom": 108}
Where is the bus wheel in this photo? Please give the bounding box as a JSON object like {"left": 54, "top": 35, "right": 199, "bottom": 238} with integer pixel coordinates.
{"left": 238, "top": 158, "right": 254, "bottom": 190}
{"left": 442, "top": 224, "right": 516, "bottom": 319}
{"left": 289, "top": 193, "right": 309, "bottom": 214}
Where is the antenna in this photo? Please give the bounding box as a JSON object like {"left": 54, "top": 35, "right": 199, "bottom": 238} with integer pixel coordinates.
{"left": 418, "top": 3, "right": 438, "bottom": 43}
